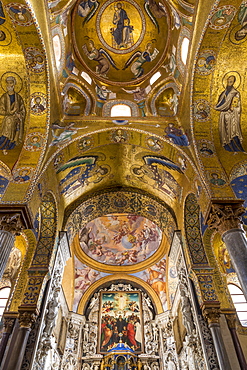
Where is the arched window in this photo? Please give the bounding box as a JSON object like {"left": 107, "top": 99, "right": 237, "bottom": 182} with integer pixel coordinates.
{"left": 150, "top": 71, "right": 161, "bottom": 85}
{"left": 81, "top": 71, "right": 92, "bottom": 85}
{"left": 181, "top": 37, "right": 189, "bottom": 65}
{"left": 228, "top": 284, "right": 247, "bottom": 327}
{"left": 111, "top": 104, "right": 132, "bottom": 117}
{"left": 53, "top": 34, "right": 62, "bottom": 70}
{"left": 0, "top": 287, "right": 11, "bottom": 321}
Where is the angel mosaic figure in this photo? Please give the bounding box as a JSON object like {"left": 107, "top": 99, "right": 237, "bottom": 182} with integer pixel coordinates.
{"left": 82, "top": 40, "right": 119, "bottom": 77}
{"left": 123, "top": 43, "right": 159, "bottom": 78}
{"left": 78, "top": 0, "right": 99, "bottom": 25}
{"left": 144, "top": 0, "right": 167, "bottom": 32}
{"left": 9, "top": 5, "right": 30, "bottom": 23}
{"left": 0, "top": 1, "right": 6, "bottom": 25}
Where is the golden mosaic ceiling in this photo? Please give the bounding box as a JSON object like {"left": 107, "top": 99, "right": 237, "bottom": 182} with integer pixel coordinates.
{"left": 72, "top": 0, "right": 170, "bottom": 84}
{"left": 0, "top": 0, "right": 246, "bottom": 228}
{"left": 1, "top": 0, "right": 247, "bottom": 316}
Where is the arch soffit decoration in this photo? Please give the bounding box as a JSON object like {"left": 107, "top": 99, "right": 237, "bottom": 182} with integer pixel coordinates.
{"left": 0, "top": 0, "right": 50, "bottom": 204}
{"left": 191, "top": 1, "right": 247, "bottom": 197}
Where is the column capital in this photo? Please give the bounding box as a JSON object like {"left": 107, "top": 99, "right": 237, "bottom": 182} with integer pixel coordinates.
{"left": 18, "top": 310, "right": 37, "bottom": 328}
{"left": 221, "top": 309, "right": 237, "bottom": 329}
{"left": 205, "top": 200, "right": 245, "bottom": 235}
{"left": 0, "top": 213, "right": 24, "bottom": 235}
{"left": 202, "top": 304, "right": 221, "bottom": 325}
{"left": 0, "top": 205, "right": 33, "bottom": 233}
{"left": 3, "top": 317, "right": 16, "bottom": 333}
{"left": 225, "top": 314, "right": 237, "bottom": 329}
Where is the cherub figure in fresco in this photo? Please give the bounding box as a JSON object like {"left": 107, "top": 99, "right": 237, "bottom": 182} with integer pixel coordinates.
{"left": 0, "top": 75, "right": 26, "bottom": 153}
{"left": 123, "top": 42, "right": 159, "bottom": 79}
{"left": 82, "top": 39, "right": 119, "bottom": 77}
{"left": 139, "top": 223, "right": 158, "bottom": 252}
{"left": 118, "top": 250, "right": 138, "bottom": 265}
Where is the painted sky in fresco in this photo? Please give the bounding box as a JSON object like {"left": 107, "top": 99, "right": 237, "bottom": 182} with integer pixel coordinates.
{"left": 79, "top": 214, "right": 162, "bottom": 265}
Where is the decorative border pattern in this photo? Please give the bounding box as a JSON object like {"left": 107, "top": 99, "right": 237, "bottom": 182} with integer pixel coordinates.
{"left": 184, "top": 193, "right": 209, "bottom": 266}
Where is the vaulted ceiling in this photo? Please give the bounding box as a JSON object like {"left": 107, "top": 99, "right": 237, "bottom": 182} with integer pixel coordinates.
{"left": 1, "top": 0, "right": 247, "bottom": 307}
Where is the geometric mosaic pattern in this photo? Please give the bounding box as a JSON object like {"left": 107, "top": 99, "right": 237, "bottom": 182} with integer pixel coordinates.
{"left": 184, "top": 193, "right": 209, "bottom": 267}
{"left": 31, "top": 192, "right": 57, "bottom": 268}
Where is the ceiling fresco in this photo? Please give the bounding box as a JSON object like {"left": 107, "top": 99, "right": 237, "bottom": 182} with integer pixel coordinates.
{"left": 77, "top": 213, "right": 162, "bottom": 266}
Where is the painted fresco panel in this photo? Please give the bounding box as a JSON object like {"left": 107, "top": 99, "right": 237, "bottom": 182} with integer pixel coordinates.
{"left": 99, "top": 291, "right": 143, "bottom": 353}
{"left": 74, "top": 256, "right": 107, "bottom": 311}
{"left": 79, "top": 214, "right": 162, "bottom": 265}
{"left": 132, "top": 257, "right": 166, "bottom": 310}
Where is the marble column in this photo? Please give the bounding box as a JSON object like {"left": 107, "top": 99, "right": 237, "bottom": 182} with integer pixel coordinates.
{"left": 225, "top": 312, "right": 247, "bottom": 370}
{"left": 203, "top": 307, "right": 232, "bottom": 370}
{"left": 0, "top": 213, "right": 24, "bottom": 279}
{"left": 0, "top": 317, "right": 16, "bottom": 365}
{"left": 222, "top": 229, "right": 247, "bottom": 301}
{"left": 0, "top": 231, "right": 14, "bottom": 279}
{"left": 207, "top": 202, "right": 247, "bottom": 300}
{"left": 3, "top": 311, "right": 36, "bottom": 370}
